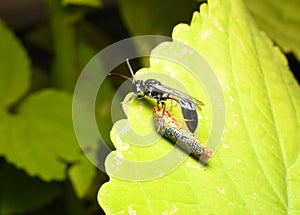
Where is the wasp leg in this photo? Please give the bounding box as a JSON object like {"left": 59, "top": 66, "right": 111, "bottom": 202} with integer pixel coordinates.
{"left": 156, "top": 99, "right": 166, "bottom": 109}
{"left": 168, "top": 99, "right": 178, "bottom": 110}
{"left": 156, "top": 108, "right": 166, "bottom": 133}
{"left": 162, "top": 102, "right": 166, "bottom": 113}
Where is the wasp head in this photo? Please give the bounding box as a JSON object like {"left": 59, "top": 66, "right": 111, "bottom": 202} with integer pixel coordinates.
{"left": 133, "top": 80, "right": 145, "bottom": 98}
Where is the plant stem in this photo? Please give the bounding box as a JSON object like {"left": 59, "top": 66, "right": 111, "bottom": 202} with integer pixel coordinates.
{"left": 45, "top": 0, "right": 84, "bottom": 92}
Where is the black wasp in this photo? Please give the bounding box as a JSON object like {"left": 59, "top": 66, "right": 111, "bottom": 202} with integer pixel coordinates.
{"left": 109, "top": 58, "right": 204, "bottom": 133}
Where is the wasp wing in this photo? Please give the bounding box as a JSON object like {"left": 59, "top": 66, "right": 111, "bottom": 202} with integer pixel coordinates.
{"left": 149, "top": 83, "right": 204, "bottom": 133}
{"left": 148, "top": 83, "right": 205, "bottom": 109}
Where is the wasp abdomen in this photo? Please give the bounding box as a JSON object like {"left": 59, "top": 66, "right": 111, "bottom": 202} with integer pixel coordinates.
{"left": 180, "top": 102, "right": 198, "bottom": 133}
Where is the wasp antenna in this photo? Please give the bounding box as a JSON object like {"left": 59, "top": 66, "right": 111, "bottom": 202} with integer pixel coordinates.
{"left": 108, "top": 73, "right": 132, "bottom": 81}
{"left": 125, "top": 58, "right": 136, "bottom": 83}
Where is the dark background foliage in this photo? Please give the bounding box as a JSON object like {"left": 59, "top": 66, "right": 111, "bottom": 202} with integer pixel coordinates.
{"left": 0, "top": 0, "right": 299, "bottom": 214}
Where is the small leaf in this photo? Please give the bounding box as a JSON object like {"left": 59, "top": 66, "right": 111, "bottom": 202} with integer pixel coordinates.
{"left": 98, "top": 0, "right": 300, "bottom": 214}
{"left": 0, "top": 89, "right": 84, "bottom": 181}
{"left": 0, "top": 19, "right": 30, "bottom": 111}
{"left": 0, "top": 88, "right": 97, "bottom": 197}
{"left": 69, "top": 155, "right": 97, "bottom": 198}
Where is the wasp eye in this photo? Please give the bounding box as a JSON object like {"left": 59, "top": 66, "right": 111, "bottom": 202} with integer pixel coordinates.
{"left": 133, "top": 80, "right": 144, "bottom": 97}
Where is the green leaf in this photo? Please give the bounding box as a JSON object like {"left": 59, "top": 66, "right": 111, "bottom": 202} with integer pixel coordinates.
{"left": 0, "top": 22, "right": 97, "bottom": 195}
{"left": 244, "top": 0, "right": 300, "bottom": 60}
{"left": 0, "top": 19, "right": 31, "bottom": 112}
{"left": 0, "top": 89, "right": 96, "bottom": 192}
{"left": 69, "top": 155, "right": 97, "bottom": 198}
{"left": 0, "top": 163, "right": 62, "bottom": 214}
{"left": 62, "top": 0, "right": 102, "bottom": 7}
{"left": 98, "top": 0, "right": 300, "bottom": 214}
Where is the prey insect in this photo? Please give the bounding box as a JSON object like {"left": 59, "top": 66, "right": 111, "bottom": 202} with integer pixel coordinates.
{"left": 109, "top": 58, "right": 204, "bottom": 133}
{"left": 152, "top": 106, "right": 212, "bottom": 163}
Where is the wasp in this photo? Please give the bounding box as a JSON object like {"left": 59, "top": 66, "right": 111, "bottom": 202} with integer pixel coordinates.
{"left": 109, "top": 58, "right": 204, "bottom": 133}
{"left": 152, "top": 106, "right": 212, "bottom": 163}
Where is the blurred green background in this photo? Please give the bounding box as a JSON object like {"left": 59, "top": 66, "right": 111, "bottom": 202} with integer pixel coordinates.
{"left": 0, "top": 0, "right": 299, "bottom": 214}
